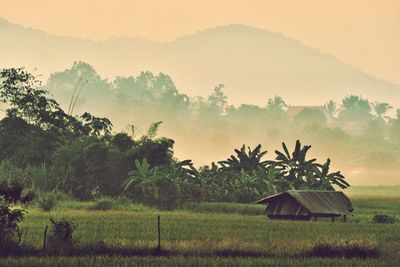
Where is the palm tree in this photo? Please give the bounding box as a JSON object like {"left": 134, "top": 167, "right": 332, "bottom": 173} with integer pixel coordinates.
{"left": 373, "top": 102, "right": 392, "bottom": 119}
{"left": 266, "top": 96, "right": 288, "bottom": 111}
{"left": 324, "top": 100, "right": 337, "bottom": 118}
{"left": 339, "top": 95, "right": 372, "bottom": 123}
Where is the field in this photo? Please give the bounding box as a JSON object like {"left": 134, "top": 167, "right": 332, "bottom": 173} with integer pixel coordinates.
{"left": 1, "top": 186, "right": 400, "bottom": 266}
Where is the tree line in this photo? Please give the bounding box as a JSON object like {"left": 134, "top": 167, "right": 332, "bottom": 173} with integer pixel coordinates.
{"left": 0, "top": 67, "right": 355, "bottom": 209}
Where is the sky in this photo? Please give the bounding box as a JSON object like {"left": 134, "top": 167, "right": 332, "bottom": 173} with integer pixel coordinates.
{"left": 0, "top": 0, "right": 399, "bottom": 85}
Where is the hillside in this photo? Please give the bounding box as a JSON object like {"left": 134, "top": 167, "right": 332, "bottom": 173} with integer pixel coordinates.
{"left": 1, "top": 18, "right": 399, "bottom": 107}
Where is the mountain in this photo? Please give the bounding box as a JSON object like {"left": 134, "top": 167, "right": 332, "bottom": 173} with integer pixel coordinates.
{"left": 1, "top": 18, "right": 399, "bottom": 107}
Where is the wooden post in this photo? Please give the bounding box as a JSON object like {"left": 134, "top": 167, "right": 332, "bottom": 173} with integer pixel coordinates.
{"left": 43, "top": 225, "right": 48, "bottom": 252}
{"left": 157, "top": 215, "right": 161, "bottom": 251}
{"left": 331, "top": 216, "right": 335, "bottom": 222}
{"left": 343, "top": 215, "right": 347, "bottom": 222}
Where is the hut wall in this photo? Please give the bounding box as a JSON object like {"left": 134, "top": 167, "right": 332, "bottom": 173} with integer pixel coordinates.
{"left": 266, "top": 195, "right": 310, "bottom": 220}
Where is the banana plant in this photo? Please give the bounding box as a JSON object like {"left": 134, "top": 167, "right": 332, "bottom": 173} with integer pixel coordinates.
{"left": 218, "top": 144, "right": 270, "bottom": 173}
{"left": 273, "top": 140, "right": 315, "bottom": 190}
{"left": 273, "top": 140, "right": 349, "bottom": 191}
{"left": 122, "top": 158, "right": 160, "bottom": 190}
{"left": 312, "top": 159, "right": 350, "bottom": 189}
{"left": 273, "top": 140, "right": 316, "bottom": 189}
{"left": 122, "top": 158, "right": 163, "bottom": 204}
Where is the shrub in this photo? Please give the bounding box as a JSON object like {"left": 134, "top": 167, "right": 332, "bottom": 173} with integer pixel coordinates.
{"left": 37, "top": 192, "right": 57, "bottom": 212}
{"left": 372, "top": 214, "right": 396, "bottom": 224}
{"left": 116, "top": 196, "right": 132, "bottom": 206}
{"left": 0, "top": 182, "right": 34, "bottom": 254}
{"left": 47, "top": 218, "right": 77, "bottom": 254}
{"left": 87, "top": 197, "right": 116, "bottom": 211}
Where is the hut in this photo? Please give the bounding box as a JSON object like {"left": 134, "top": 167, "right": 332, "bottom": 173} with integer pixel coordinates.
{"left": 254, "top": 190, "right": 353, "bottom": 221}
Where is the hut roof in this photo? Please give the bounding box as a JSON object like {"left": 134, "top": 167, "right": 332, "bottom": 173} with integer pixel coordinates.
{"left": 254, "top": 190, "right": 354, "bottom": 215}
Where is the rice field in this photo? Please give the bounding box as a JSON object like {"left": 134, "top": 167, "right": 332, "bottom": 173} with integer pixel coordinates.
{"left": 1, "top": 186, "right": 400, "bottom": 266}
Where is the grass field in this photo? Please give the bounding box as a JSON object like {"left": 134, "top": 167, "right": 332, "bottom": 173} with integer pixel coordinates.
{"left": 1, "top": 186, "right": 400, "bottom": 266}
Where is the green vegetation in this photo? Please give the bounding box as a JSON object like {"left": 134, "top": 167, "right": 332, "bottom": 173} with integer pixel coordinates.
{"left": 0, "top": 189, "right": 397, "bottom": 266}
{"left": 0, "top": 68, "right": 354, "bottom": 210}
{"left": 0, "top": 182, "right": 33, "bottom": 254}
{"left": 1, "top": 65, "right": 399, "bottom": 266}
{"left": 37, "top": 192, "right": 58, "bottom": 212}
{"left": 43, "top": 62, "right": 400, "bottom": 186}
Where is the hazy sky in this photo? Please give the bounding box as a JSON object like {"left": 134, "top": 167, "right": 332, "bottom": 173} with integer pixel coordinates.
{"left": 1, "top": 0, "right": 399, "bottom": 85}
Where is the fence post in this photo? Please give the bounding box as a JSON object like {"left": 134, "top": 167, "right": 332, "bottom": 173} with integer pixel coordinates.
{"left": 157, "top": 215, "right": 161, "bottom": 251}
{"left": 43, "top": 225, "right": 48, "bottom": 253}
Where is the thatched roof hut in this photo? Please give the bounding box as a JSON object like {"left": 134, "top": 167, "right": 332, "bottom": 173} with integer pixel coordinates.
{"left": 254, "top": 190, "right": 353, "bottom": 221}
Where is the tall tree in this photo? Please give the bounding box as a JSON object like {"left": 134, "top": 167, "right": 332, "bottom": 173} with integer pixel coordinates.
{"left": 373, "top": 102, "right": 392, "bottom": 119}
{"left": 338, "top": 95, "right": 372, "bottom": 123}
{"left": 325, "top": 100, "right": 337, "bottom": 118}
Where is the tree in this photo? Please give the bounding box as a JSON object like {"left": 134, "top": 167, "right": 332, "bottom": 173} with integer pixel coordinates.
{"left": 218, "top": 144, "right": 269, "bottom": 173}
{"left": 373, "top": 102, "right": 392, "bottom": 119}
{"left": 364, "top": 118, "right": 385, "bottom": 141}
{"left": 338, "top": 95, "right": 372, "bottom": 124}
{"left": 195, "top": 84, "right": 228, "bottom": 118}
{"left": 123, "top": 158, "right": 159, "bottom": 203}
{"left": 272, "top": 140, "right": 349, "bottom": 191}
{"left": 293, "top": 108, "right": 327, "bottom": 128}
{"left": 265, "top": 96, "right": 288, "bottom": 124}
{"left": 0, "top": 68, "right": 70, "bottom": 134}
{"left": 110, "top": 132, "right": 135, "bottom": 151}
{"left": 325, "top": 100, "right": 337, "bottom": 118}
{"left": 46, "top": 61, "right": 111, "bottom": 115}
{"left": 267, "top": 96, "right": 287, "bottom": 111}
{"left": 389, "top": 109, "right": 400, "bottom": 144}
{"left": 208, "top": 84, "right": 227, "bottom": 115}
{"left": 312, "top": 159, "right": 349, "bottom": 190}
{"left": 123, "top": 158, "right": 183, "bottom": 209}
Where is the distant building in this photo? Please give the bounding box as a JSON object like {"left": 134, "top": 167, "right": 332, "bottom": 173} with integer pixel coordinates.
{"left": 254, "top": 190, "right": 353, "bottom": 221}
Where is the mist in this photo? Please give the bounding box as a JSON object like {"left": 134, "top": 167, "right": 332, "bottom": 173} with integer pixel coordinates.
{"left": 42, "top": 61, "right": 400, "bottom": 186}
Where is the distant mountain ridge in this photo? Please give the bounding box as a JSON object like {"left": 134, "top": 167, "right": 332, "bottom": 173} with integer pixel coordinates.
{"left": 1, "top": 18, "right": 399, "bottom": 107}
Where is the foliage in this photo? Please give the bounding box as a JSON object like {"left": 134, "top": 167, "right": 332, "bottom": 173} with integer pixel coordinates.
{"left": 48, "top": 218, "right": 77, "bottom": 253}
{"left": 293, "top": 108, "right": 327, "bottom": 127}
{"left": 219, "top": 144, "right": 269, "bottom": 173}
{"left": 37, "top": 192, "right": 58, "bottom": 212}
{"left": 0, "top": 182, "right": 33, "bottom": 252}
{"left": 338, "top": 95, "right": 372, "bottom": 124}
{"left": 272, "top": 140, "right": 349, "bottom": 191}
{"left": 123, "top": 159, "right": 185, "bottom": 209}
{"left": 87, "top": 197, "right": 116, "bottom": 211}
{"left": 325, "top": 100, "right": 337, "bottom": 118}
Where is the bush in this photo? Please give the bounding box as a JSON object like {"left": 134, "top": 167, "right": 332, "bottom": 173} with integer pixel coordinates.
{"left": 87, "top": 197, "right": 116, "bottom": 211}
{"left": 47, "top": 218, "right": 77, "bottom": 254}
{"left": 37, "top": 192, "right": 58, "bottom": 212}
{"left": 116, "top": 196, "right": 132, "bottom": 206}
{"left": 372, "top": 214, "right": 396, "bottom": 224}
{"left": 0, "top": 182, "right": 33, "bottom": 254}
